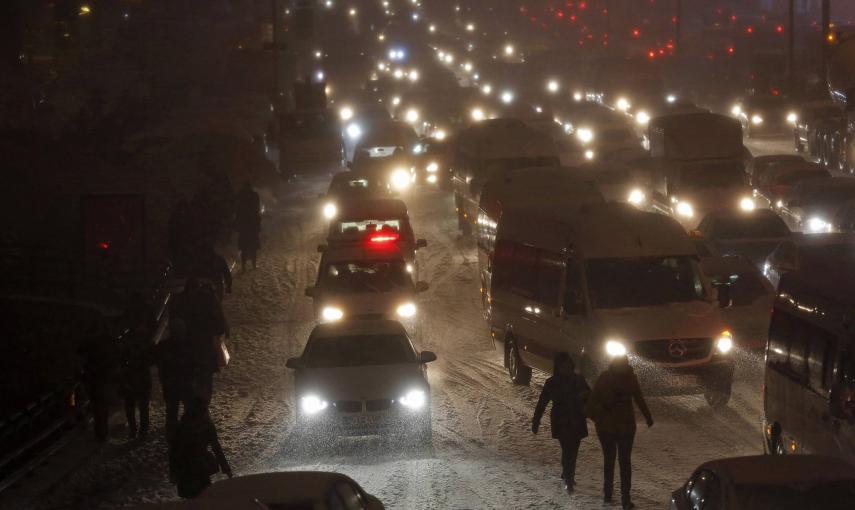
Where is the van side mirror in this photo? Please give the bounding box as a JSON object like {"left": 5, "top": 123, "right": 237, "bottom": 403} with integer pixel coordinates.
{"left": 714, "top": 283, "right": 732, "bottom": 308}
{"left": 419, "top": 351, "right": 437, "bottom": 363}
{"left": 317, "top": 244, "right": 327, "bottom": 253}
{"left": 305, "top": 286, "right": 315, "bottom": 297}
{"left": 285, "top": 357, "right": 303, "bottom": 369}
{"left": 416, "top": 281, "right": 429, "bottom": 293}
{"left": 416, "top": 239, "right": 428, "bottom": 249}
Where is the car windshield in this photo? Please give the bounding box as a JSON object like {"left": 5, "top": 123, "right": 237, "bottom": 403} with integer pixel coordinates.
{"left": 586, "top": 256, "right": 706, "bottom": 309}
{"left": 748, "top": 97, "right": 784, "bottom": 111}
{"left": 321, "top": 260, "right": 410, "bottom": 293}
{"left": 682, "top": 164, "right": 745, "bottom": 189}
{"left": 600, "top": 128, "right": 633, "bottom": 144}
{"left": 713, "top": 215, "right": 790, "bottom": 239}
{"left": 733, "top": 480, "right": 855, "bottom": 510}
{"left": 304, "top": 334, "right": 414, "bottom": 367}
{"left": 708, "top": 272, "right": 769, "bottom": 305}
{"left": 776, "top": 169, "right": 829, "bottom": 185}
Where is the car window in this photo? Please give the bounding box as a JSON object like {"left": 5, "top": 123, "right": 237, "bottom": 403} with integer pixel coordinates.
{"left": 534, "top": 250, "right": 563, "bottom": 307}
{"left": 304, "top": 334, "right": 415, "bottom": 367}
{"left": 688, "top": 470, "right": 722, "bottom": 510}
{"left": 807, "top": 331, "right": 834, "bottom": 393}
{"left": 712, "top": 215, "right": 790, "bottom": 239}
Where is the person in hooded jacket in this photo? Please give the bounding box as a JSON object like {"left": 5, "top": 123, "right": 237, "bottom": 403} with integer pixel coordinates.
{"left": 532, "top": 352, "right": 591, "bottom": 494}
{"left": 586, "top": 355, "right": 653, "bottom": 510}
{"left": 169, "top": 398, "right": 232, "bottom": 498}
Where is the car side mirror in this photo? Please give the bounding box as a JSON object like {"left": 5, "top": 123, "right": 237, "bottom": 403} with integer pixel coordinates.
{"left": 305, "top": 286, "right": 315, "bottom": 297}
{"left": 416, "top": 239, "right": 428, "bottom": 249}
{"left": 416, "top": 281, "right": 429, "bottom": 293}
{"left": 714, "top": 283, "right": 732, "bottom": 308}
{"left": 285, "top": 357, "right": 303, "bottom": 369}
{"left": 317, "top": 244, "right": 327, "bottom": 253}
{"left": 419, "top": 351, "right": 437, "bottom": 363}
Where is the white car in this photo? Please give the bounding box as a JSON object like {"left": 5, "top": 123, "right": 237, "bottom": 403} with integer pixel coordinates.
{"left": 286, "top": 320, "right": 436, "bottom": 443}
{"left": 307, "top": 244, "right": 428, "bottom": 324}
{"left": 132, "top": 471, "right": 384, "bottom": 509}
{"left": 669, "top": 455, "right": 855, "bottom": 510}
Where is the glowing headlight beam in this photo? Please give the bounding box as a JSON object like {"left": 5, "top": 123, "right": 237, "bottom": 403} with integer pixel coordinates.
{"left": 605, "top": 340, "right": 628, "bottom": 357}
{"left": 399, "top": 389, "right": 426, "bottom": 409}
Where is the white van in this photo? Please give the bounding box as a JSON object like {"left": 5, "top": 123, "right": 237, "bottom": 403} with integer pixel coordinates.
{"left": 487, "top": 202, "right": 736, "bottom": 407}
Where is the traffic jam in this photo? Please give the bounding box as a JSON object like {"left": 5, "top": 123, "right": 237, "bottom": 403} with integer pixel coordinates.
{"left": 4, "top": 1, "right": 855, "bottom": 510}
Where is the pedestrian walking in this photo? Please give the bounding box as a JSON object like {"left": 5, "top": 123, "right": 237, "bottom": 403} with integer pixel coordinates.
{"left": 171, "top": 277, "right": 227, "bottom": 404}
{"left": 78, "top": 328, "right": 119, "bottom": 442}
{"left": 586, "top": 355, "right": 653, "bottom": 510}
{"left": 155, "top": 318, "right": 190, "bottom": 440}
{"left": 119, "top": 296, "right": 155, "bottom": 440}
{"left": 169, "top": 398, "right": 232, "bottom": 498}
{"left": 195, "top": 246, "right": 233, "bottom": 300}
{"left": 531, "top": 352, "right": 591, "bottom": 494}
{"left": 234, "top": 181, "right": 261, "bottom": 272}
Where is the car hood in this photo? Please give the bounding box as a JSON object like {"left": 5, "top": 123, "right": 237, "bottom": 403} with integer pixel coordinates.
{"left": 592, "top": 301, "right": 726, "bottom": 342}
{"left": 297, "top": 364, "right": 426, "bottom": 401}
{"left": 680, "top": 186, "right": 753, "bottom": 211}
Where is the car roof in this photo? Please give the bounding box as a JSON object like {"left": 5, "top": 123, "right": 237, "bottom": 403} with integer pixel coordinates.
{"left": 336, "top": 198, "right": 408, "bottom": 219}
{"left": 199, "top": 471, "right": 373, "bottom": 502}
{"left": 698, "top": 455, "right": 855, "bottom": 487}
{"left": 310, "top": 319, "right": 409, "bottom": 339}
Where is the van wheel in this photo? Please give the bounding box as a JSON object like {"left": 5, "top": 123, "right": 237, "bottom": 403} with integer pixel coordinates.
{"left": 703, "top": 383, "right": 732, "bottom": 408}
{"left": 507, "top": 340, "right": 532, "bottom": 385}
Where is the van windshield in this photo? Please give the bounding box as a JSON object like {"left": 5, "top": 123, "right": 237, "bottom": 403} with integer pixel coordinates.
{"left": 586, "top": 256, "right": 706, "bottom": 308}
{"left": 321, "top": 260, "right": 410, "bottom": 293}
{"left": 681, "top": 164, "right": 745, "bottom": 189}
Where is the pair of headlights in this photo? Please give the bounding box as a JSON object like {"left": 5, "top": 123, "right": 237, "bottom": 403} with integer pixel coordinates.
{"left": 671, "top": 197, "right": 755, "bottom": 219}
{"left": 300, "top": 388, "right": 427, "bottom": 415}
{"left": 321, "top": 303, "right": 417, "bottom": 322}
{"left": 604, "top": 331, "right": 733, "bottom": 358}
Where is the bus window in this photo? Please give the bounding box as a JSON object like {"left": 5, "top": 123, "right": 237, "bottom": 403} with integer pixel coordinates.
{"left": 767, "top": 311, "right": 791, "bottom": 369}
{"left": 787, "top": 321, "right": 809, "bottom": 382}
{"left": 807, "top": 332, "right": 832, "bottom": 393}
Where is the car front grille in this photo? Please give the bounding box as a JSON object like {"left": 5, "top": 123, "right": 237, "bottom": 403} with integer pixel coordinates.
{"left": 365, "top": 399, "right": 392, "bottom": 412}
{"left": 634, "top": 338, "right": 712, "bottom": 363}
{"left": 333, "top": 400, "right": 363, "bottom": 413}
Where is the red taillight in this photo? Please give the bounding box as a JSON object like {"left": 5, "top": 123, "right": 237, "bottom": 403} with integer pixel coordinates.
{"left": 368, "top": 232, "right": 400, "bottom": 245}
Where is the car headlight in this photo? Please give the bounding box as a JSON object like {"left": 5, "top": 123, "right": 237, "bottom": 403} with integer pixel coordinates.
{"left": 397, "top": 302, "right": 417, "bottom": 318}
{"left": 427, "top": 174, "right": 438, "bottom": 184}
{"left": 731, "top": 105, "right": 742, "bottom": 116}
{"left": 739, "top": 197, "right": 755, "bottom": 211}
{"left": 787, "top": 112, "right": 798, "bottom": 125}
{"left": 576, "top": 127, "right": 594, "bottom": 144}
{"left": 627, "top": 188, "right": 646, "bottom": 205}
{"left": 323, "top": 202, "right": 337, "bottom": 219}
{"left": 751, "top": 114, "right": 763, "bottom": 125}
{"left": 616, "top": 97, "right": 631, "bottom": 112}
{"left": 636, "top": 110, "right": 650, "bottom": 126}
{"left": 716, "top": 331, "right": 733, "bottom": 354}
{"left": 346, "top": 123, "right": 362, "bottom": 140}
{"left": 426, "top": 162, "right": 439, "bottom": 173}
{"left": 806, "top": 217, "right": 831, "bottom": 233}
{"left": 339, "top": 106, "right": 354, "bottom": 122}
{"left": 676, "top": 201, "right": 694, "bottom": 218}
{"left": 300, "top": 395, "right": 329, "bottom": 415}
{"left": 584, "top": 149, "right": 595, "bottom": 160}
{"left": 399, "top": 389, "right": 426, "bottom": 409}
{"left": 605, "top": 339, "right": 628, "bottom": 357}
{"left": 405, "top": 108, "right": 419, "bottom": 123}
{"left": 391, "top": 168, "right": 411, "bottom": 190}
{"left": 321, "top": 306, "right": 344, "bottom": 322}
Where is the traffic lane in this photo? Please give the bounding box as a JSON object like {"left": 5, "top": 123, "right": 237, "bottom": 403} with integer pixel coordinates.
{"left": 745, "top": 135, "right": 797, "bottom": 158}
{"left": 266, "top": 183, "right": 765, "bottom": 509}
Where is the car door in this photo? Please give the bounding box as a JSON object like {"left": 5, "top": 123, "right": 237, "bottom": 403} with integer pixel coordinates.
{"left": 510, "top": 245, "right": 553, "bottom": 372}
{"left": 517, "top": 249, "right": 567, "bottom": 373}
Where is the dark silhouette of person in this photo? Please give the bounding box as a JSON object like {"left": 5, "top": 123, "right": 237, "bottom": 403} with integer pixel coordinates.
{"left": 195, "top": 246, "right": 232, "bottom": 301}
{"left": 234, "top": 181, "right": 261, "bottom": 271}
{"left": 586, "top": 355, "right": 653, "bottom": 510}
{"left": 78, "top": 327, "right": 119, "bottom": 442}
{"left": 119, "top": 295, "right": 155, "bottom": 440}
{"left": 169, "top": 398, "right": 232, "bottom": 498}
{"left": 155, "top": 318, "right": 190, "bottom": 440}
{"left": 532, "top": 352, "right": 591, "bottom": 494}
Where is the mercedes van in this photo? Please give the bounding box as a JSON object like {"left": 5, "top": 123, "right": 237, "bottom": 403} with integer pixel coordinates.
{"left": 487, "top": 202, "right": 736, "bottom": 407}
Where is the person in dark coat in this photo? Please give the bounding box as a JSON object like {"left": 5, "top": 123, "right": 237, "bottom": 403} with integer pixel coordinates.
{"left": 78, "top": 328, "right": 119, "bottom": 442}
{"left": 195, "top": 246, "right": 232, "bottom": 300}
{"left": 532, "top": 352, "right": 591, "bottom": 494}
{"left": 119, "top": 296, "right": 155, "bottom": 440}
{"left": 171, "top": 278, "right": 227, "bottom": 404}
{"left": 586, "top": 355, "right": 653, "bottom": 510}
{"left": 155, "top": 318, "right": 190, "bottom": 441}
{"left": 169, "top": 398, "right": 232, "bottom": 498}
{"left": 234, "top": 181, "right": 261, "bottom": 272}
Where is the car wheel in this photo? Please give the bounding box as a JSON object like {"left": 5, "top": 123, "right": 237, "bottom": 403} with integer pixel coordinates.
{"left": 703, "top": 382, "right": 732, "bottom": 408}
{"left": 507, "top": 339, "right": 532, "bottom": 385}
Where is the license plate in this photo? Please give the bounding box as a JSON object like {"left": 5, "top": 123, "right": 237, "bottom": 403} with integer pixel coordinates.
{"left": 346, "top": 414, "right": 379, "bottom": 427}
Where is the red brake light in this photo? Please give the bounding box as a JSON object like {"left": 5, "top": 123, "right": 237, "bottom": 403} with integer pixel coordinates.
{"left": 368, "top": 232, "right": 400, "bottom": 245}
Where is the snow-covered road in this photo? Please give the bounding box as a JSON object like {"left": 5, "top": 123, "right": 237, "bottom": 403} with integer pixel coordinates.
{"left": 1, "top": 174, "right": 771, "bottom": 510}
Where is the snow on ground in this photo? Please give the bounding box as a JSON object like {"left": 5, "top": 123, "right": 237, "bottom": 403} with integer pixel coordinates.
{"left": 3, "top": 176, "right": 768, "bottom": 510}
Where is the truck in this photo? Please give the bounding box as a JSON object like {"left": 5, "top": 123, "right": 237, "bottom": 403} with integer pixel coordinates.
{"left": 278, "top": 82, "right": 345, "bottom": 177}
{"left": 648, "top": 112, "right": 754, "bottom": 230}
{"left": 450, "top": 118, "right": 560, "bottom": 235}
